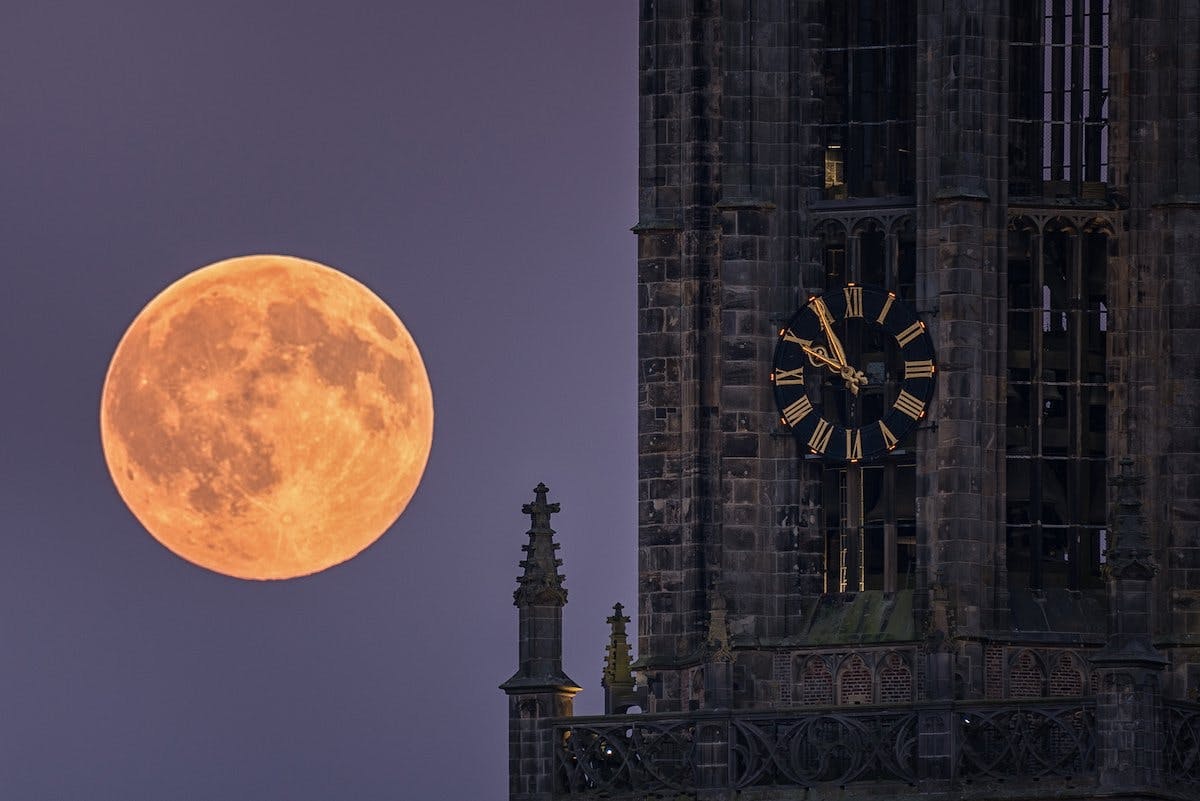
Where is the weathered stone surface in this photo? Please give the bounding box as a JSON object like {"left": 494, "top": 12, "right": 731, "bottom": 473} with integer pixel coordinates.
{"left": 507, "top": 3, "right": 1200, "bottom": 798}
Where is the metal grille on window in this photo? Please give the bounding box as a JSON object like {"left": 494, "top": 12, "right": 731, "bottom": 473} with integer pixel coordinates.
{"left": 1009, "top": 0, "right": 1110, "bottom": 198}
{"left": 1006, "top": 219, "right": 1108, "bottom": 592}
{"left": 821, "top": 0, "right": 915, "bottom": 199}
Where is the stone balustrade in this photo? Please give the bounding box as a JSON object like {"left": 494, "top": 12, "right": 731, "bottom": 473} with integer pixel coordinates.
{"left": 554, "top": 698, "right": 1108, "bottom": 798}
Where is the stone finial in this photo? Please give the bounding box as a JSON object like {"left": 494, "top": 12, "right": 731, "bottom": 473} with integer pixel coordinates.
{"left": 513, "top": 483, "right": 567, "bottom": 606}
{"left": 523, "top": 482, "right": 560, "bottom": 529}
{"left": 1106, "top": 458, "right": 1157, "bottom": 580}
{"left": 602, "top": 603, "right": 634, "bottom": 689}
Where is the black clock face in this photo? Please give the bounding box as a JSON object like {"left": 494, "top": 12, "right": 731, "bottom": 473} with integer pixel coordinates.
{"left": 771, "top": 284, "right": 935, "bottom": 461}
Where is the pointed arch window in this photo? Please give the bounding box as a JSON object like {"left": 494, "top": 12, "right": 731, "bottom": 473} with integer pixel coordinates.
{"left": 814, "top": 216, "right": 919, "bottom": 594}
{"left": 1006, "top": 217, "right": 1109, "bottom": 592}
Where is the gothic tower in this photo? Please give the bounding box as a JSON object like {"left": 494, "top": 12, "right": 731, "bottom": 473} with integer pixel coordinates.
{"left": 507, "top": 1, "right": 1200, "bottom": 798}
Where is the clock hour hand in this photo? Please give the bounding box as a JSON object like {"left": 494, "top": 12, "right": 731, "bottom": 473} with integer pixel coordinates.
{"left": 800, "top": 344, "right": 869, "bottom": 394}
{"left": 801, "top": 343, "right": 842, "bottom": 371}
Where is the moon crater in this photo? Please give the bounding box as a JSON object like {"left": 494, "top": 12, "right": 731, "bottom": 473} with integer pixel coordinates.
{"left": 100, "top": 255, "right": 434, "bottom": 580}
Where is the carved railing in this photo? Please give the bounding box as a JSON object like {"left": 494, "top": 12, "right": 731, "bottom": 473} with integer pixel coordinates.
{"left": 956, "top": 700, "right": 1095, "bottom": 781}
{"left": 553, "top": 699, "right": 1097, "bottom": 798}
{"left": 555, "top": 716, "right": 698, "bottom": 795}
{"left": 729, "top": 709, "right": 918, "bottom": 787}
{"left": 1165, "top": 700, "right": 1200, "bottom": 786}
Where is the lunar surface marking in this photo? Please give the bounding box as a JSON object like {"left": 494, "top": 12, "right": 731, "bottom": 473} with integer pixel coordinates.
{"left": 100, "top": 255, "right": 434, "bottom": 579}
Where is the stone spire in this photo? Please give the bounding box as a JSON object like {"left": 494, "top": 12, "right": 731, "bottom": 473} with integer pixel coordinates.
{"left": 602, "top": 603, "right": 633, "bottom": 685}
{"left": 501, "top": 483, "right": 581, "bottom": 801}
{"left": 512, "top": 482, "right": 567, "bottom": 607}
{"left": 501, "top": 483, "right": 580, "bottom": 694}
{"left": 602, "top": 603, "right": 636, "bottom": 713}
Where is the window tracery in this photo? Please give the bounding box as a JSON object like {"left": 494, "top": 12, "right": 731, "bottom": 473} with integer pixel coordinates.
{"left": 1006, "top": 212, "right": 1111, "bottom": 592}
{"left": 811, "top": 212, "right": 919, "bottom": 594}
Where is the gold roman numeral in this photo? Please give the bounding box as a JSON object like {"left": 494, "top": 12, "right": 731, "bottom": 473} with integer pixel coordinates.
{"left": 846, "top": 428, "right": 862, "bottom": 460}
{"left": 781, "top": 329, "right": 812, "bottom": 349}
{"left": 895, "top": 321, "right": 925, "bottom": 347}
{"left": 808, "top": 418, "right": 834, "bottom": 453}
{"left": 773, "top": 367, "right": 805, "bottom": 385}
{"left": 904, "top": 359, "right": 935, "bottom": 379}
{"left": 781, "top": 396, "right": 813, "bottom": 426}
{"left": 876, "top": 293, "right": 895, "bottom": 324}
{"left": 879, "top": 420, "right": 898, "bottom": 449}
{"left": 844, "top": 285, "right": 863, "bottom": 318}
{"left": 894, "top": 389, "right": 926, "bottom": 419}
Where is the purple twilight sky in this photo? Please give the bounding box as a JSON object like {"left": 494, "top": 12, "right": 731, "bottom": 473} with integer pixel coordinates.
{"left": 0, "top": 3, "right": 636, "bottom": 799}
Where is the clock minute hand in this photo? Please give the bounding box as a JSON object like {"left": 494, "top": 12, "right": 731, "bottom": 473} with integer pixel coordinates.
{"left": 811, "top": 301, "right": 869, "bottom": 394}
{"left": 817, "top": 306, "right": 848, "bottom": 367}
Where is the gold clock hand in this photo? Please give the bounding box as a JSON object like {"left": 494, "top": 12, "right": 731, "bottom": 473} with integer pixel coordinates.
{"left": 801, "top": 344, "right": 869, "bottom": 395}
{"left": 800, "top": 344, "right": 844, "bottom": 372}
{"left": 842, "top": 366, "right": 868, "bottom": 395}
{"left": 812, "top": 300, "right": 848, "bottom": 367}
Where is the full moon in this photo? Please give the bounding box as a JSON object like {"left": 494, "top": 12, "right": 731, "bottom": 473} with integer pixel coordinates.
{"left": 100, "top": 255, "right": 434, "bottom": 580}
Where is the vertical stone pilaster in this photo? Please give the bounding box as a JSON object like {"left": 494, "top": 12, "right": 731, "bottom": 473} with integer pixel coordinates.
{"left": 1114, "top": 0, "right": 1170, "bottom": 646}
{"left": 636, "top": 221, "right": 686, "bottom": 684}
{"left": 915, "top": 1, "right": 1009, "bottom": 694}
{"left": 790, "top": 0, "right": 831, "bottom": 623}
{"left": 635, "top": 0, "right": 723, "bottom": 705}
{"left": 1169, "top": 0, "right": 1200, "bottom": 201}
{"left": 1160, "top": 0, "right": 1200, "bottom": 694}
{"left": 636, "top": 0, "right": 686, "bottom": 686}
{"left": 716, "top": 0, "right": 815, "bottom": 647}
{"left": 679, "top": 0, "right": 724, "bottom": 676}
{"left": 1164, "top": 195, "right": 1200, "bottom": 689}
{"left": 637, "top": 0, "right": 684, "bottom": 700}
{"left": 716, "top": 194, "right": 779, "bottom": 644}
{"left": 1107, "top": 4, "right": 1200, "bottom": 701}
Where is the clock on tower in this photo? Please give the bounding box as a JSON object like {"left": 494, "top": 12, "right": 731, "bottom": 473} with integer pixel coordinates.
{"left": 771, "top": 284, "right": 936, "bottom": 461}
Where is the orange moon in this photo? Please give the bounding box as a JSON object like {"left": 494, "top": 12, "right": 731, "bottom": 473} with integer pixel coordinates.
{"left": 99, "top": 255, "right": 433, "bottom": 580}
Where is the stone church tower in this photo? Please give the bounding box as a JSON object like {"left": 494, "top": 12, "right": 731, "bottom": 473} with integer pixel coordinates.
{"left": 505, "top": 1, "right": 1200, "bottom": 798}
